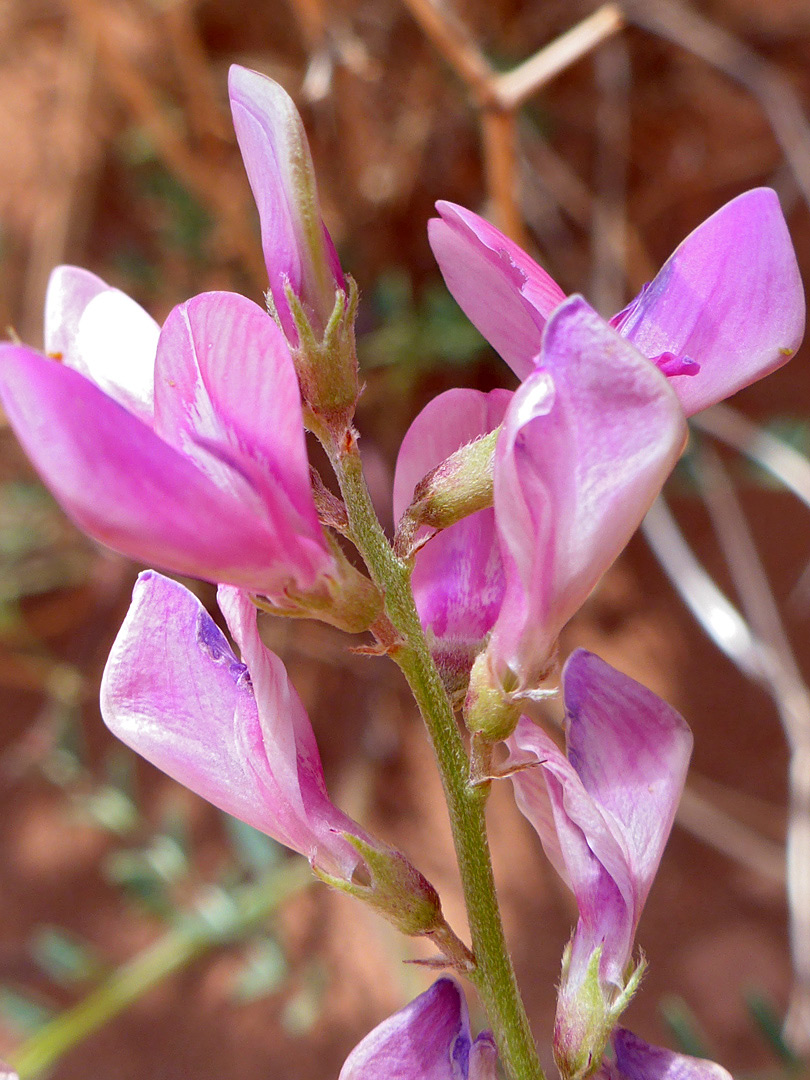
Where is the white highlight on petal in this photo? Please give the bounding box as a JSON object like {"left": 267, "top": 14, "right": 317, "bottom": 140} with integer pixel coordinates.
{"left": 75, "top": 290, "right": 160, "bottom": 422}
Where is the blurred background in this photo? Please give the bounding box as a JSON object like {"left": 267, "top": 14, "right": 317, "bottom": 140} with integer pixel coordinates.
{"left": 1, "top": 0, "right": 810, "bottom": 1076}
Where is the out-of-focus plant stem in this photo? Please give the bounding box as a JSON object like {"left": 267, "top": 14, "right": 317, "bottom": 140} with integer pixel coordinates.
{"left": 325, "top": 425, "right": 543, "bottom": 1080}
{"left": 10, "top": 860, "right": 312, "bottom": 1079}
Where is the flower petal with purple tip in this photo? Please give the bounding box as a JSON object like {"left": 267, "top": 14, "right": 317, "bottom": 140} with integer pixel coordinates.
{"left": 338, "top": 978, "right": 495, "bottom": 1080}
{"left": 611, "top": 1029, "right": 733, "bottom": 1080}
{"left": 508, "top": 650, "right": 692, "bottom": 988}
{"left": 613, "top": 188, "right": 805, "bottom": 415}
{"left": 101, "top": 571, "right": 368, "bottom": 881}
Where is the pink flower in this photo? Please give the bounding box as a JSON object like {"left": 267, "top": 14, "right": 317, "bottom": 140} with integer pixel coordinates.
{"left": 429, "top": 189, "right": 805, "bottom": 416}
{"left": 101, "top": 571, "right": 369, "bottom": 881}
{"left": 0, "top": 275, "right": 334, "bottom": 600}
{"left": 339, "top": 978, "right": 497, "bottom": 1080}
{"left": 395, "top": 299, "right": 685, "bottom": 691}
{"left": 229, "top": 65, "right": 345, "bottom": 342}
{"left": 506, "top": 650, "right": 692, "bottom": 1076}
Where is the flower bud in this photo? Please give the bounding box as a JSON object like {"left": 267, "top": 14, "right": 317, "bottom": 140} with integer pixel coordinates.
{"left": 229, "top": 65, "right": 359, "bottom": 426}
{"left": 395, "top": 426, "right": 498, "bottom": 557}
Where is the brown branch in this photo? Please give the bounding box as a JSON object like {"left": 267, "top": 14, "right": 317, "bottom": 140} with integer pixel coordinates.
{"left": 622, "top": 0, "right": 810, "bottom": 213}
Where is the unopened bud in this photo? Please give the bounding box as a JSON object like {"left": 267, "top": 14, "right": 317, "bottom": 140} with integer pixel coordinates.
{"left": 395, "top": 427, "right": 498, "bottom": 557}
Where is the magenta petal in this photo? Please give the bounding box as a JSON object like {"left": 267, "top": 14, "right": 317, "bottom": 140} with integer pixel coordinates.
{"left": 489, "top": 296, "right": 686, "bottom": 688}
{"left": 153, "top": 291, "right": 332, "bottom": 592}
{"left": 429, "top": 202, "right": 565, "bottom": 380}
{"left": 614, "top": 188, "right": 805, "bottom": 415}
{"left": 0, "top": 345, "right": 307, "bottom": 592}
{"left": 339, "top": 978, "right": 475, "bottom": 1080}
{"left": 612, "top": 1030, "right": 733, "bottom": 1080}
{"left": 394, "top": 388, "right": 512, "bottom": 645}
{"left": 228, "top": 65, "right": 343, "bottom": 338}
{"left": 101, "top": 572, "right": 365, "bottom": 880}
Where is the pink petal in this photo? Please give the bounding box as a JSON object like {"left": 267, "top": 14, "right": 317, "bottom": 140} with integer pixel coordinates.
{"left": 614, "top": 188, "right": 805, "bottom": 415}
{"left": 563, "top": 650, "right": 692, "bottom": 913}
{"left": 508, "top": 652, "right": 691, "bottom": 985}
{"left": 488, "top": 296, "right": 686, "bottom": 688}
{"left": 508, "top": 715, "right": 633, "bottom": 985}
{"left": 428, "top": 202, "right": 565, "bottom": 380}
{"left": 153, "top": 291, "right": 332, "bottom": 593}
{"left": 228, "top": 65, "right": 344, "bottom": 339}
{"left": 339, "top": 978, "right": 474, "bottom": 1080}
{"left": 0, "top": 345, "right": 313, "bottom": 593}
{"left": 45, "top": 266, "right": 159, "bottom": 423}
{"left": 612, "top": 1030, "right": 733, "bottom": 1080}
{"left": 394, "top": 388, "right": 511, "bottom": 645}
{"left": 101, "top": 572, "right": 365, "bottom": 881}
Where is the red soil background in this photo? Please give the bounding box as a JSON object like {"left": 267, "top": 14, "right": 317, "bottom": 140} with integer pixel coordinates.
{"left": 1, "top": 0, "right": 810, "bottom": 1076}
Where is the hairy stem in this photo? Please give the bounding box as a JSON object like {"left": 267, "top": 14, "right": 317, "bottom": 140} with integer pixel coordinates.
{"left": 327, "top": 427, "right": 543, "bottom": 1080}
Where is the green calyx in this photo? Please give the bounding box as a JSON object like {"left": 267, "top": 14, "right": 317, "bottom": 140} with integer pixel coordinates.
{"left": 284, "top": 276, "right": 360, "bottom": 427}
{"left": 555, "top": 945, "right": 646, "bottom": 1080}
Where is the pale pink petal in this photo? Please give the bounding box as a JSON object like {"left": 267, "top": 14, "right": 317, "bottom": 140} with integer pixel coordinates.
{"left": 614, "top": 188, "right": 805, "bottom": 415}
{"left": 45, "top": 266, "right": 159, "bottom": 423}
{"left": 101, "top": 572, "right": 364, "bottom": 880}
{"left": 508, "top": 652, "right": 691, "bottom": 986}
{"left": 428, "top": 202, "right": 565, "bottom": 380}
{"left": 0, "top": 345, "right": 310, "bottom": 593}
{"left": 488, "top": 297, "right": 686, "bottom": 688}
{"left": 229, "top": 65, "right": 344, "bottom": 339}
{"left": 508, "top": 716, "right": 633, "bottom": 985}
{"left": 612, "top": 1030, "right": 733, "bottom": 1080}
{"left": 339, "top": 978, "right": 475, "bottom": 1080}
{"left": 563, "top": 650, "right": 692, "bottom": 913}
{"left": 394, "top": 388, "right": 511, "bottom": 646}
{"left": 153, "top": 291, "right": 332, "bottom": 592}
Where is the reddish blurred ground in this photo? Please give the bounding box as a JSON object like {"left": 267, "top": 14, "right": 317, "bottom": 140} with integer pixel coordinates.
{"left": 1, "top": 0, "right": 810, "bottom": 1076}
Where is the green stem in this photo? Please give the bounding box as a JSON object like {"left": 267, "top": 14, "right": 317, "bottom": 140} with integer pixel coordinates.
{"left": 327, "top": 429, "right": 543, "bottom": 1080}
{"left": 10, "top": 861, "right": 312, "bottom": 1079}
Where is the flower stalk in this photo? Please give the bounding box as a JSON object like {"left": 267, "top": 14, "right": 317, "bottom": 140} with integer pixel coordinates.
{"left": 323, "top": 425, "right": 544, "bottom": 1080}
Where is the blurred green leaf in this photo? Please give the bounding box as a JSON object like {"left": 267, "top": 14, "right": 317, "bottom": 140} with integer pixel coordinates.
{"left": 659, "top": 995, "right": 711, "bottom": 1059}
{"left": 231, "top": 936, "right": 288, "bottom": 1004}
{"left": 223, "top": 814, "right": 283, "bottom": 875}
{"left": 746, "top": 990, "right": 804, "bottom": 1067}
{"left": 30, "top": 928, "right": 103, "bottom": 989}
{"left": 359, "top": 270, "right": 488, "bottom": 377}
{"left": 0, "top": 989, "right": 54, "bottom": 1036}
